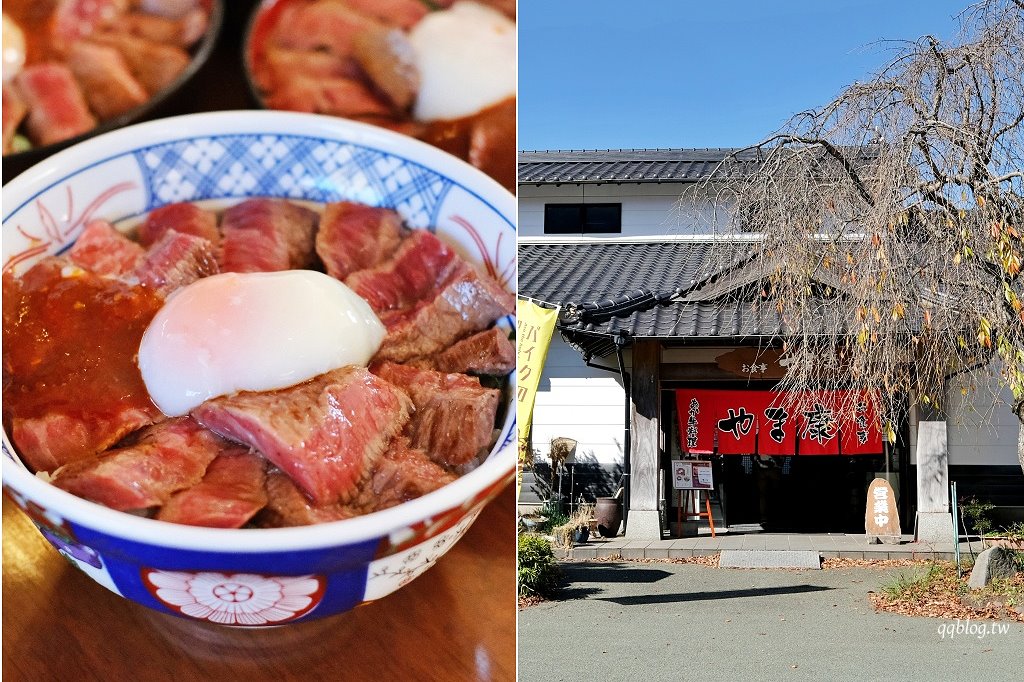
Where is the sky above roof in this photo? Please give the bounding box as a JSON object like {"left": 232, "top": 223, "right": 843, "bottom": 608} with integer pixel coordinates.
{"left": 518, "top": 0, "right": 969, "bottom": 151}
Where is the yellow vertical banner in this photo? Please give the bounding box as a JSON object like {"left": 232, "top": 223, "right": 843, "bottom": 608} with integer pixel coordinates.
{"left": 516, "top": 299, "right": 560, "bottom": 500}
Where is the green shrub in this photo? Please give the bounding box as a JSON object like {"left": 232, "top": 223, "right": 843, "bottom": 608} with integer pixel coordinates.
{"left": 518, "top": 534, "right": 561, "bottom": 598}
{"left": 959, "top": 496, "right": 995, "bottom": 536}
{"left": 535, "top": 510, "right": 568, "bottom": 534}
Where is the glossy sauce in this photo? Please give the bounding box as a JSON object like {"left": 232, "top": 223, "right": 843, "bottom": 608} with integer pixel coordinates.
{"left": 2, "top": 261, "right": 162, "bottom": 428}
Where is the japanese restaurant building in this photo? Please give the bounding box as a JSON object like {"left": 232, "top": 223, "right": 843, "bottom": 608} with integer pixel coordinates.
{"left": 518, "top": 149, "right": 1024, "bottom": 540}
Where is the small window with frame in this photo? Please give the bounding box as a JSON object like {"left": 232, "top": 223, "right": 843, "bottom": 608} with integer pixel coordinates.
{"left": 543, "top": 203, "right": 621, "bottom": 234}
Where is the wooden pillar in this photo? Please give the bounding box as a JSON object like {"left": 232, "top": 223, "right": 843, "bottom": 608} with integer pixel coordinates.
{"left": 627, "top": 338, "right": 662, "bottom": 539}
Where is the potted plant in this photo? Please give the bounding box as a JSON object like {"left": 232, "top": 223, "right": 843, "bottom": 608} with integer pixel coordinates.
{"left": 552, "top": 502, "right": 595, "bottom": 549}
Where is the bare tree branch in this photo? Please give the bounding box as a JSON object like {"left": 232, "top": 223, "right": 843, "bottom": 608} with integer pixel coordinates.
{"left": 687, "top": 0, "right": 1024, "bottom": 471}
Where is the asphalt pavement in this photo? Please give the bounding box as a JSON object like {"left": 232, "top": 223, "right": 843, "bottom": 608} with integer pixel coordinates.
{"left": 518, "top": 561, "right": 1023, "bottom": 681}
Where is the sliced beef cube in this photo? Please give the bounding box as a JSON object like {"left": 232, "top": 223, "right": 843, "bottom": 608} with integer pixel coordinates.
{"left": 344, "top": 230, "right": 462, "bottom": 312}
{"left": 120, "top": 8, "right": 208, "bottom": 48}
{"left": 91, "top": 31, "right": 190, "bottom": 94}
{"left": 258, "top": 47, "right": 359, "bottom": 92}
{"left": 2, "top": 84, "right": 26, "bottom": 154}
{"left": 257, "top": 469, "right": 356, "bottom": 527}
{"left": 264, "top": 75, "right": 391, "bottom": 118}
{"left": 12, "top": 407, "right": 159, "bottom": 474}
{"left": 468, "top": 97, "right": 516, "bottom": 191}
{"left": 372, "top": 363, "right": 499, "bottom": 467}
{"left": 373, "top": 268, "right": 515, "bottom": 363}
{"left": 156, "top": 449, "right": 268, "bottom": 528}
{"left": 67, "top": 220, "right": 145, "bottom": 276}
{"left": 15, "top": 63, "right": 97, "bottom": 146}
{"left": 192, "top": 367, "right": 413, "bottom": 505}
{"left": 353, "top": 25, "right": 419, "bottom": 111}
{"left": 273, "top": 0, "right": 380, "bottom": 56}
{"left": 67, "top": 41, "right": 148, "bottom": 120}
{"left": 137, "top": 202, "right": 219, "bottom": 247}
{"left": 315, "top": 202, "right": 406, "bottom": 280}
{"left": 412, "top": 327, "right": 516, "bottom": 376}
{"left": 51, "top": 0, "right": 128, "bottom": 45}
{"left": 352, "top": 437, "right": 456, "bottom": 513}
{"left": 52, "top": 417, "right": 223, "bottom": 511}
{"left": 136, "top": 230, "right": 219, "bottom": 296}
{"left": 219, "top": 198, "right": 319, "bottom": 273}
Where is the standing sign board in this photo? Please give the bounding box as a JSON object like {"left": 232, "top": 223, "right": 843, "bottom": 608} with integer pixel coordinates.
{"left": 672, "top": 460, "right": 713, "bottom": 490}
{"left": 865, "top": 477, "right": 901, "bottom": 540}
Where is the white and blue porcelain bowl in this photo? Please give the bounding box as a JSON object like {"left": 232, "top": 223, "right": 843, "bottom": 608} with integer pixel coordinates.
{"left": 1, "top": 111, "right": 516, "bottom": 627}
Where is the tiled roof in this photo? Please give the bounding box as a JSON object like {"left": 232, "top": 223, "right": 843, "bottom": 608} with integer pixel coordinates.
{"left": 517, "top": 240, "right": 795, "bottom": 358}
{"left": 517, "top": 148, "right": 763, "bottom": 184}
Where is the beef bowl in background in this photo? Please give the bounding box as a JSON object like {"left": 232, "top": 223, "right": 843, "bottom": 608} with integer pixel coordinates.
{"left": 1, "top": 110, "right": 516, "bottom": 627}
{"left": 242, "top": 0, "right": 516, "bottom": 191}
{"left": 2, "top": 0, "right": 225, "bottom": 184}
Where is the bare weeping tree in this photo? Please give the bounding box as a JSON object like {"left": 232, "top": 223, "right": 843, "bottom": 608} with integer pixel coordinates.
{"left": 689, "top": 0, "right": 1024, "bottom": 470}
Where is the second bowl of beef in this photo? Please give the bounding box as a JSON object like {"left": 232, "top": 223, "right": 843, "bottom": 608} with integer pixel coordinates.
{"left": 243, "top": 0, "right": 516, "bottom": 191}
{"left": 2, "top": 0, "right": 225, "bottom": 183}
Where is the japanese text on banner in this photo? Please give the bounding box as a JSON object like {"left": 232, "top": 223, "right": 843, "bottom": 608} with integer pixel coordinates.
{"left": 515, "top": 299, "right": 559, "bottom": 494}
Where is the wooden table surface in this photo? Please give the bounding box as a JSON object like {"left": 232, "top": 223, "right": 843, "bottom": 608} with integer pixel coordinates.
{"left": 2, "top": 484, "right": 517, "bottom": 681}
{"left": 3, "top": 6, "right": 517, "bottom": 680}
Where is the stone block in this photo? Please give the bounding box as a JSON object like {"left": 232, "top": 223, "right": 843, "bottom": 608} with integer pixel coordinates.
{"left": 917, "top": 512, "right": 955, "bottom": 543}
{"left": 969, "top": 547, "right": 1020, "bottom": 590}
{"left": 719, "top": 550, "right": 821, "bottom": 569}
{"left": 624, "top": 509, "right": 662, "bottom": 540}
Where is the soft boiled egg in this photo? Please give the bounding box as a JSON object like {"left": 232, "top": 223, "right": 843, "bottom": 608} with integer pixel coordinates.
{"left": 138, "top": 271, "right": 385, "bottom": 416}
{"left": 408, "top": 1, "right": 515, "bottom": 122}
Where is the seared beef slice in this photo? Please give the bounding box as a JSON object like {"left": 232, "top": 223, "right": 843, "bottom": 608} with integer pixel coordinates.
{"left": 422, "top": 327, "right": 515, "bottom": 376}
{"left": 372, "top": 363, "right": 499, "bottom": 467}
{"left": 354, "top": 437, "right": 456, "bottom": 513}
{"left": 68, "top": 220, "right": 145, "bottom": 276}
{"left": 67, "top": 41, "right": 147, "bottom": 120}
{"left": 315, "top": 202, "right": 405, "bottom": 280}
{"left": 136, "top": 230, "right": 219, "bottom": 297}
{"left": 52, "top": 418, "right": 224, "bottom": 512}
{"left": 15, "top": 63, "right": 96, "bottom": 146}
{"left": 374, "top": 268, "right": 515, "bottom": 363}
{"left": 219, "top": 198, "right": 318, "bottom": 273}
{"left": 137, "top": 202, "right": 220, "bottom": 247}
{"left": 259, "top": 469, "right": 356, "bottom": 527}
{"left": 157, "top": 450, "right": 268, "bottom": 528}
{"left": 345, "top": 230, "right": 463, "bottom": 312}
{"left": 192, "top": 367, "right": 413, "bottom": 504}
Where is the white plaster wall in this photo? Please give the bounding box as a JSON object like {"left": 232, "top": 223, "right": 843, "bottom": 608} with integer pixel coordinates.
{"left": 945, "top": 375, "right": 1020, "bottom": 467}
{"left": 530, "top": 336, "right": 626, "bottom": 466}
{"left": 518, "top": 183, "right": 724, "bottom": 238}
{"left": 906, "top": 375, "right": 1019, "bottom": 467}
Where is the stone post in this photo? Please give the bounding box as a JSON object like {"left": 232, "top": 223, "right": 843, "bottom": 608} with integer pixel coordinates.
{"left": 627, "top": 339, "right": 662, "bottom": 539}
{"left": 916, "top": 420, "right": 955, "bottom": 542}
